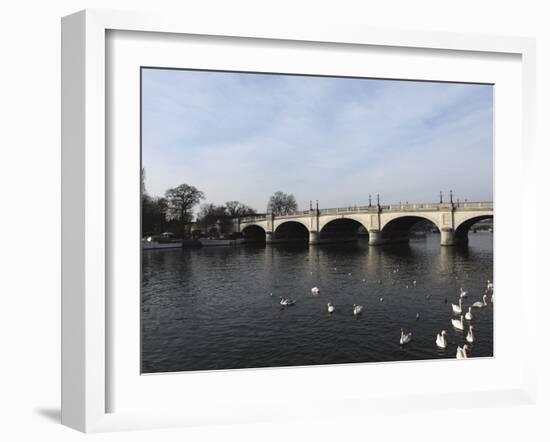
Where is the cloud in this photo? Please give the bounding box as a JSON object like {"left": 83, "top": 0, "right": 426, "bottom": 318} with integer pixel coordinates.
{"left": 142, "top": 69, "right": 493, "bottom": 212}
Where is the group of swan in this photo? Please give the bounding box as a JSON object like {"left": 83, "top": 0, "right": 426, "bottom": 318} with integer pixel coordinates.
{"left": 323, "top": 302, "right": 363, "bottom": 316}
{"left": 446, "top": 282, "right": 493, "bottom": 358}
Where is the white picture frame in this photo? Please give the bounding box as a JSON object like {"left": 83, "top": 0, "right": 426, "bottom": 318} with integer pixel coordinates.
{"left": 61, "top": 9, "right": 537, "bottom": 433}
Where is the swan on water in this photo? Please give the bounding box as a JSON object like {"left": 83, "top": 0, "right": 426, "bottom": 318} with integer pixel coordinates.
{"left": 400, "top": 328, "right": 412, "bottom": 345}
{"left": 460, "top": 287, "right": 468, "bottom": 298}
{"left": 452, "top": 315, "right": 464, "bottom": 331}
{"left": 416, "top": 313, "right": 420, "bottom": 321}
{"left": 279, "top": 296, "right": 295, "bottom": 306}
{"left": 452, "top": 298, "right": 463, "bottom": 315}
{"left": 487, "top": 280, "right": 494, "bottom": 291}
{"left": 379, "top": 297, "right": 384, "bottom": 302}
{"left": 465, "top": 306, "right": 473, "bottom": 321}
{"left": 436, "top": 330, "right": 447, "bottom": 349}
{"left": 456, "top": 344, "right": 469, "bottom": 359}
{"left": 311, "top": 286, "right": 320, "bottom": 295}
{"left": 466, "top": 325, "right": 475, "bottom": 343}
{"left": 353, "top": 304, "right": 363, "bottom": 315}
{"left": 327, "top": 302, "right": 335, "bottom": 313}
{"left": 472, "top": 294, "right": 488, "bottom": 308}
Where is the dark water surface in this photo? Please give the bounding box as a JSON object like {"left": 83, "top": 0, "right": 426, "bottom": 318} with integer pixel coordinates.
{"left": 141, "top": 233, "right": 493, "bottom": 373}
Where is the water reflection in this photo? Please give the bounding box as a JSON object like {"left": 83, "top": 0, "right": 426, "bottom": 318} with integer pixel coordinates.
{"left": 141, "top": 233, "right": 493, "bottom": 373}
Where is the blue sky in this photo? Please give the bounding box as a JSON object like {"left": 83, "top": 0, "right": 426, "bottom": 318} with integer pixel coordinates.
{"left": 142, "top": 68, "right": 493, "bottom": 212}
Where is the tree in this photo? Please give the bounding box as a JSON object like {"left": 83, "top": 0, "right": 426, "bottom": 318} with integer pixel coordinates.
{"left": 196, "top": 203, "right": 228, "bottom": 232}
{"left": 225, "top": 201, "right": 256, "bottom": 218}
{"left": 165, "top": 184, "right": 205, "bottom": 235}
{"left": 267, "top": 191, "right": 298, "bottom": 215}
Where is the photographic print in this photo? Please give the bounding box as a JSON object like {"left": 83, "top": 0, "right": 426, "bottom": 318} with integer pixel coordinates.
{"left": 140, "top": 68, "right": 494, "bottom": 373}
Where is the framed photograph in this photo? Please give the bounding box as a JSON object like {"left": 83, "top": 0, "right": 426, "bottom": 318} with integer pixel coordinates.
{"left": 61, "top": 9, "right": 537, "bottom": 433}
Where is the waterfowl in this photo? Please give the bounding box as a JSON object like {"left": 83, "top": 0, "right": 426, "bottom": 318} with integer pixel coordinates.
{"left": 311, "top": 286, "right": 320, "bottom": 295}
{"left": 456, "top": 344, "right": 469, "bottom": 359}
{"left": 487, "top": 280, "right": 494, "bottom": 291}
{"left": 460, "top": 287, "right": 468, "bottom": 299}
{"left": 327, "top": 302, "right": 335, "bottom": 313}
{"left": 353, "top": 304, "right": 363, "bottom": 315}
{"left": 400, "top": 328, "right": 412, "bottom": 345}
{"left": 466, "top": 325, "right": 475, "bottom": 343}
{"left": 279, "top": 296, "right": 295, "bottom": 306}
{"left": 465, "top": 306, "right": 473, "bottom": 321}
{"left": 452, "top": 315, "right": 464, "bottom": 331}
{"left": 452, "top": 298, "right": 463, "bottom": 315}
{"left": 416, "top": 313, "right": 420, "bottom": 321}
{"left": 379, "top": 297, "right": 384, "bottom": 302}
{"left": 472, "top": 294, "right": 488, "bottom": 308}
{"left": 436, "top": 330, "right": 447, "bottom": 349}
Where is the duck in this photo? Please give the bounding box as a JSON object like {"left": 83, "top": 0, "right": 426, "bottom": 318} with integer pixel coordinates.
{"left": 400, "top": 328, "right": 412, "bottom": 345}
{"left": 452, "top": 298, "right": 463, "bottom": 315}
{"left": 436, "top": 330, "right": 447, "bottom": 349}
{"left": 327, "top": 302, "right": 335, "bottom": 313}
{"left": 353, "top": 304, "right": 363, "bottom": 316}
{"left": 472, "top": 294, "right": 488, "bottom": 308}
{"left": 456, "top": 344, "right": 469, "bottom": 359}
{"left": 466, "top": 325, "right": 475, "bottom": 343}
{"left": 452, "top": 315, "right": 464, "bottom": 331}
{"left": 460, "top": 287, "right": 468, "bottom": 299}
{"left": 465, "top": 306, "right": 473, "bottom": 321}
{"left": 279, "top": 296, "right": 295, "bottom": 306}
{"left": 311, "top": 286, "right": 320, "bottom": 295}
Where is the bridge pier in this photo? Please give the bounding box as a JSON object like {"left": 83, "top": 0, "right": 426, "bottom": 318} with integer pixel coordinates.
{"left": 309, "top": 230, "right": 319, "bottom": 245}
{"left": 368, "top": 229, "right": 385, "bottom": 246}
{"left": 440, "top": 227, "right": 456, "bottom": 246}
{"left": 265, "top": 231, "right": 274, "bottom": 244}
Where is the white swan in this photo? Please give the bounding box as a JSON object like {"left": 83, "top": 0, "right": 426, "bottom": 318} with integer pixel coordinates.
{"left": 460, "top": 287, "right": 468, "bottom": 298}
{"left": 472, "top": 294, "right": 488, "bottom": 308}
{"left": 466, "top": 325, "right": 475, "bottom": 343}
{"left": 400, "top": 328, "right": 412, "bottom": 345}
{"left": 311, "top": 286, "right": 320, "bottom": 295}
{"left": 452, "top": 315, "right": 464, "bottom": 331}
{"left": 487, "top": 280, "right": 494, "bottom": 291}
{"left": 353, "top": 304, "right": 363, "bottom": 315}
{"left": 452, "top": 298, "right": 463, "bottom": 315}
{"left": 456, "top": 344, "right": 469, "bottom": 359}
{"left": 465, "top": 306, "right": 473, "bottom": 321}
{"left": 279, "top": 296, "right": 295, "bottom": 306}
{"left": 436, "top": 330, "right": 447, "bottom": 349}
{"left": 327, "top": 302, "right": 335, "bottom": 313}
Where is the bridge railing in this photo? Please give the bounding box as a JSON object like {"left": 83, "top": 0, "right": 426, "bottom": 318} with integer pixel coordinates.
{"left": 238, "top": 202, "right": 493, "bottom": 223}
{"left": 455, "top": 201, "right": 493, "bottom": 209}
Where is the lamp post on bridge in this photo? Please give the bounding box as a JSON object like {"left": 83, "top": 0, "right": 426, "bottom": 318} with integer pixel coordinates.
{"left": 439, "top": 190, "right": 443, "bottom": 204}
{"left": 369, "top": 195, "right": 372, "bottom": 207}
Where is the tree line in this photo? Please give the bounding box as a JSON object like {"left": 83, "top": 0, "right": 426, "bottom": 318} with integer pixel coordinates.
{"left": 141, "top": 169, "right": 299, "bottom": 238}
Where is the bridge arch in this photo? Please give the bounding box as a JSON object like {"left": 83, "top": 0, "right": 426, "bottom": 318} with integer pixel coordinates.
{"left": 380, "top": 215, "right": 440, "bottom": 244}
{"left": 319, "top": 217, "right": 369, "bottom": 242}
{"left": 274, "top": 220, "right": 310, "bottom": 242}
{"left": 241, "top": 224, "right": 266, "bottom": 242}
{"left": 454, "top": 214, "right": 494, "bottom": 242}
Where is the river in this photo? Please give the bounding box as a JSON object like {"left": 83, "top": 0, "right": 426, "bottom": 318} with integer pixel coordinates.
{"left": 141, "top": 232, "right": 493, "bottom": 373}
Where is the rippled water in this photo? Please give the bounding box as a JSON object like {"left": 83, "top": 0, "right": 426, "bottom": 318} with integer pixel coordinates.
{"left": 141, "top": 233, "right": 493, "bottom": 373}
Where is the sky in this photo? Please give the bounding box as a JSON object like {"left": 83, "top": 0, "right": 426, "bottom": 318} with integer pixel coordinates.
{"left": 141, "top": 68, "right": 493, "bottom": 212}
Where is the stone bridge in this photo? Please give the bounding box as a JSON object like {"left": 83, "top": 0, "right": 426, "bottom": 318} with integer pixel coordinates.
{"left": 232, "top": 201, "right": 493, "bottom": 246}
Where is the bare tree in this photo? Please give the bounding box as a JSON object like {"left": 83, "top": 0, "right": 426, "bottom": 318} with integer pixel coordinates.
{"left": 165, "top": 184, "right": 205, "bottom": 235}
{"left": 225, "top": 201, "right": 256, "bottom": 218}
{"left": 267, "top": 191, "right": 298, "bottom": 215}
